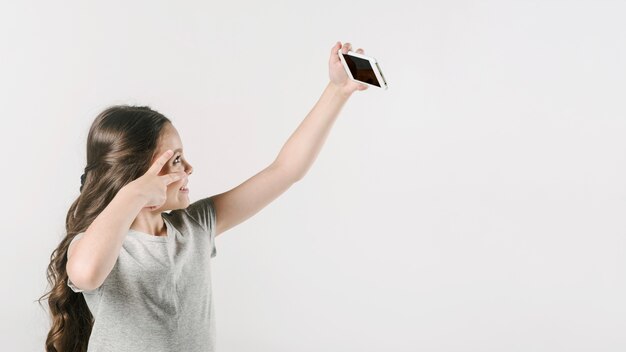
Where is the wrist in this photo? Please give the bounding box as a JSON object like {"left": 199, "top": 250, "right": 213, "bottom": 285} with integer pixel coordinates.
{"left": 328, "top": 81, "right": 353, "bottom": 98}
{"left": 120, "top": 183, "right": 147, "bottom": 207}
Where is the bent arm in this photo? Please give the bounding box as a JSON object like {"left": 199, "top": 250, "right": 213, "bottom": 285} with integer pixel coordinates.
{"left": 66, "top": 186, "right": 145, "bottom": 291}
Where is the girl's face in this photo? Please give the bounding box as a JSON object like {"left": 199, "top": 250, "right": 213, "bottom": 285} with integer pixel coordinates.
{"left": 150, "top": 123, "right": 194, "bottom": 211}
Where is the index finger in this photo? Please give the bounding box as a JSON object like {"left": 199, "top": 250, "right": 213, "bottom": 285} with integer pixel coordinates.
{"left": 146, "top": 149, "right": 174, "bottom": 175}
{"left": 341, "top": 42, "right": 352, "bottom": 54}
{"left": 163, "top": 171, "right": 186, "bottom": 186}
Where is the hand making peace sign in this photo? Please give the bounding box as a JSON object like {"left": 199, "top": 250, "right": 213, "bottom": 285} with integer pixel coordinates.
{"left": 125, "top": 149, "right": 187, "bottom": 211}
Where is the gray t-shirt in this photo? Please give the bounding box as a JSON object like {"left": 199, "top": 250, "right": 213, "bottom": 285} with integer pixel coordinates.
{"left": 67, "top": 196, "right": 218, "bottom": 352}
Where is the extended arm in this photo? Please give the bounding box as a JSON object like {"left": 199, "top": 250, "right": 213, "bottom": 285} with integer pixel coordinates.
{"left": 211, "top": 81, "right": 352, "bottom": 237}
{"left": 211, "top": 41, "right": 368, "bottom": 237}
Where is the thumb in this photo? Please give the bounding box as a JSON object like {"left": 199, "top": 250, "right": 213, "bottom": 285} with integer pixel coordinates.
{"left": 330, "top": 41, "right": 342, "bottom": 63}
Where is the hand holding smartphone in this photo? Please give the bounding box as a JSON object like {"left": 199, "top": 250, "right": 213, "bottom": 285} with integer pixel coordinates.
{"left": 338, "top": 49, "right": 388, "bottom": 90}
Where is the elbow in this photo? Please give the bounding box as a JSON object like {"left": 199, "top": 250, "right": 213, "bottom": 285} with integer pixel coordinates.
{"left": 271, "top": 161, "right": 303, "bottom": 184}
{"left": 289, "top": 170, "right": 305, "bottom": 183}
{"left": 66, "top": 261, "right": 101, "bottom": 292}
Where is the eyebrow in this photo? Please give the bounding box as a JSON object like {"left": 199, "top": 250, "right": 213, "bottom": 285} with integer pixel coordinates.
{"left": 172, "top": 148, "right": 183, "bottom": 153}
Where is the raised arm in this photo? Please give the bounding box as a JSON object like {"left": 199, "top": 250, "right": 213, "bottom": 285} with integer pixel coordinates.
{"left": 211, "top": 42, "right": 369, "bottom": 237}
{"left": 67, "top": 150, "right": 185, "bottom": 291}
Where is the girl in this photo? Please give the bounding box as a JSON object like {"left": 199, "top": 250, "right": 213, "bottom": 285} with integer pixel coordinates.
{"left": 39, "top": 41, "right": 369, "bottom": 352}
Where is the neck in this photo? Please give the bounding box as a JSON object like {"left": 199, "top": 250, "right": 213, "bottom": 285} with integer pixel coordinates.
{"left": 130, "top": 210, "right": 167, "bottom": 236}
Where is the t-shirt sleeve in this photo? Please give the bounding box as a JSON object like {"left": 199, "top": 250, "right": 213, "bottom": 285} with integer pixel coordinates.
{"left": 66, "top": 232, "right": 100, "bottom": 294}
{"left": 184, "top": 196, "right": 218, "bottom": 258}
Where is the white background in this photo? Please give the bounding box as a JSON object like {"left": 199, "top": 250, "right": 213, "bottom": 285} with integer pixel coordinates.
{"left": 2, "top": 0, "right": 625, "bottom": 351}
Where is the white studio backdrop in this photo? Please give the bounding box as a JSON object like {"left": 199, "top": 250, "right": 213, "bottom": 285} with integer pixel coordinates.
{"left": 1, "top": 0, "right": 625, "bottom": 351}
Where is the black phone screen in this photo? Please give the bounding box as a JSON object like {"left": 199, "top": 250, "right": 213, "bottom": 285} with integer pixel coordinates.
{"left": 342, "top": 53, "right": 382, "bottom": 87}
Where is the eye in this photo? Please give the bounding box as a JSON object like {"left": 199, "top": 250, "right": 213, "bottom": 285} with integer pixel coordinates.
{"left": 173, "top": 155, "right": 181, "bottom": 164}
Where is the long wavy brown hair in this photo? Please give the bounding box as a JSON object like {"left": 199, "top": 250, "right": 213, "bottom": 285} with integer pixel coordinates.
{"left": 37, "top": 105, "right": 172, "bottom": 352}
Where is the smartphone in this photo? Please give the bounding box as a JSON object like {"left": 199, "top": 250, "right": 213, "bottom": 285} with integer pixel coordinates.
{"left": 338, "top": 50, "right": 388, "bottom": 90}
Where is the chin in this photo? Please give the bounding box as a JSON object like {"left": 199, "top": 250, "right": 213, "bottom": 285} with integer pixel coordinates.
{"left": 162, "top": 201, "right": 189, "bottom": 212}
{"left": 178, "top": 199, "right": 191, "bottom": 209}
